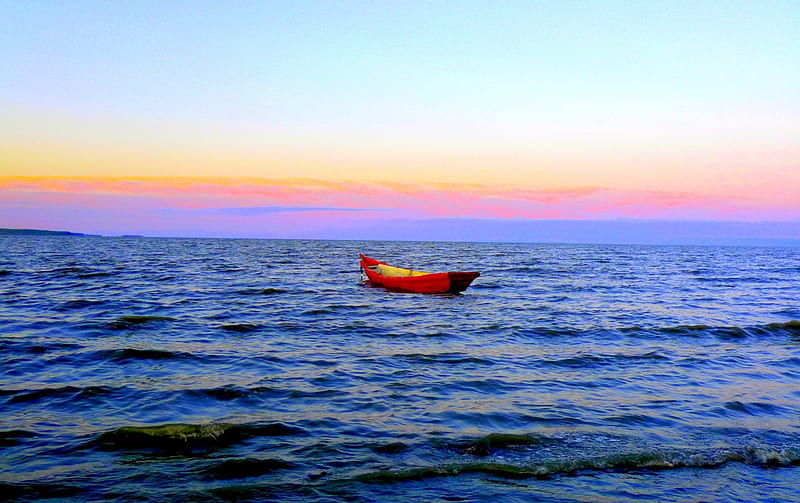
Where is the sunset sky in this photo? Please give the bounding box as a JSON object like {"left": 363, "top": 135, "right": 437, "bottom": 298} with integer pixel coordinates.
{"left": 2, "top": 1, "right": 798, "bottom": 243}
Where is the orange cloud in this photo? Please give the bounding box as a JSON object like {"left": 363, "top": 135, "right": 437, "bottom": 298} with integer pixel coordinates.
{"left": 2, "top": 176, "right": 799, "bottom": 228}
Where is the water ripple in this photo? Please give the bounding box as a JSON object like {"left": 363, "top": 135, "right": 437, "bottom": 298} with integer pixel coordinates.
{"left": 1, "top": 237, "right": 799, "bottom": 502}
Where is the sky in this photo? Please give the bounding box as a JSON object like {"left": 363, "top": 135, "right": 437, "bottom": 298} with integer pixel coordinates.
{"left": 1, "top": 1, "right": 799, "bottom": 244}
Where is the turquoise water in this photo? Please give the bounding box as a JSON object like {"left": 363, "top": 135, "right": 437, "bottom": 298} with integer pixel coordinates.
{"left": 1, "top": 237, "right": 799, "bottom": 502}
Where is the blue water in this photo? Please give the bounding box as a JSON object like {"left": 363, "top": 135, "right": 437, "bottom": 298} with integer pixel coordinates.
{"left": 1, "top": 236, "right": 799, "bottom": 502}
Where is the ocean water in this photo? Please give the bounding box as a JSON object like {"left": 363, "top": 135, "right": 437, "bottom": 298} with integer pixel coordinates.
{"left": 1, "top": 236, "right": 799, "bottom": 502}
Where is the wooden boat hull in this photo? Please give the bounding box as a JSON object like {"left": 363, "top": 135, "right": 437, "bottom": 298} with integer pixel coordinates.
{"left": 360, "top": 254, "right": 480, "bottom": 294}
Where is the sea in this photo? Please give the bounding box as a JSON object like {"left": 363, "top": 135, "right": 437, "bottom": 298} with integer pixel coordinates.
{"left": 1, "top": 236, "right": 799, "bottom": 502}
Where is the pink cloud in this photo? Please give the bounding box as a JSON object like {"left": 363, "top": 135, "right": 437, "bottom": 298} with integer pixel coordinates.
{"left": 1, "top": 176, "right": 799, "bottom": 237}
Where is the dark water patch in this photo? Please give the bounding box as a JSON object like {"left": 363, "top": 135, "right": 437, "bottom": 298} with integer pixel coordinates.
{"left": 718, "top": 401, "right": 791, "bottom": 416}
{"left": 308, "top": 358, "right": 339, "bottom": 367}
{"left": 2, "top": 344, "right": 51, "bottom": 357}
{"left": 309, "top": 371, "right": 355, "bottom": 390}
{"left": 0, "top": 269, "right": 11, "bottom": 276}
{"left": 39, "top": 266, "right": 86, "bottom": 277}
{"left": 220, "top": 323, "right": 261, "bottom": 333}
{"left": 5, "top": 385, "right": 116, "bottom": 405}
{"left": 541, "top": 351, "right": 668, "bottom": 369}
{"left": 56, "top": 298, "right": 106, "bottom": 311}
{"left": 0, "top": 429, "right": 37, "bottom": 447}
{"left": 659, "top": 324, "right": 748, "bottom": 338}
{"left": 94, "top": 422, "right": 306, "bottom": 452}
{"left": 201, "top": 483, "right": 279, "bottom": 502}
{"left": 308, "top": 470, "right": 332, "bottom": 481}
{"left": 396, "top": 353, "right": 494, "bottom": 366}
{"left": 189, "top": 385, "right": 253, "bottom": 401}
{"left": 371, "top": 442, "right": 409, "bottom": 454}
{"left": 305, "top": 308, "right": 334, "bottom": 316}
{"left": 76, "top": 270, "right": 115, "bottom": 278}
{"left": 211, "top": 265, "right": 248, "bottom": 273}
{"left": 259, "top": 287, "right": 286, "bottom": 294}
{"left": 199, "top": 457, "right": 294, "bottom": 479}
{"left": 772, "top": 356, "right": 800, "bottom": 368}
{"left": 516, "top": 326, "right": 583, "bottom": 338}
{"left": 506, "top": 266, "right": 549, "bottom": 274}
{"left": 108, "top": 315, "right": 177, "bottom": 329}
{"left": 288, "top": 440, "right": 353, "bottom": 461}
{"left": 472, "top": 283, "right": 501, "bottom": 290}
{"left": 96, "top": 347, "right": 195, "bottom": 362}
{"left": 0, "top": 482, "right": 85, "bottom": 501}
{"left": 776, "top": 307, "right": 800, "bottom": 317}
{"left": 237, "top": 287, "right": 287, "bottom": 295}
{"left": 302, "top": 304, "right": 370, "bottom": 316}
{"left": 659, "top": 320, "right": 800, "bottom": 339}
{"left": 0, "top": 339, "right": 83, "bottom": 354}
{"left": 250, "top": 386, "right": 348, "bottom": 400}
{"left": 428, "top": 378, "right": 523, "bottom": 395}
{"left": 693, "top": 275, "right": 738, "bottom": 285}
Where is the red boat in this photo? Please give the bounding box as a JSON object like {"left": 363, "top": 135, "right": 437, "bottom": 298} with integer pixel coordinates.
{"left": 359, "top": 254, "right": 480, "bottom": 294}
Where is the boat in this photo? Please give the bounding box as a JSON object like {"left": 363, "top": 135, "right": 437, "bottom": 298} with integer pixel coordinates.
{"left": 359, "top": 254, "right": 480, "bottom": 294}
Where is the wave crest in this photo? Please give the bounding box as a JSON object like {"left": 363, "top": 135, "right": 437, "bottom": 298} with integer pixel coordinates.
{"left": 94, "top": 422, "right": 305, "bottom": 451}
{"left": 358, "top": 445, "right": 800, "bottom": 483}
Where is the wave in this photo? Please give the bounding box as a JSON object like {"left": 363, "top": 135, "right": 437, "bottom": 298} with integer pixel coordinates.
{"left": 108, "top": 315, "right": 176, "bottom": 330}
{"left": 4, "top": 385, "right": 116, "bottom": 405}
{"left": 622, "top": 320, "right": 800, "bottom": 339}
{"left": 96, "top": 348, "right": 195, "bottom": 362}
{"left": 0, "top": 429, "right": 37, "bottom": 447}
{"left": 187, "top": 385, "right": 253, "bottom": 400}
{"left": 357, "top": 444, "right": 800, "bottom": 483}
{"left": 199, "top": 457, "right": 294, "bottom": 480}
{"left": 55, "top": 299, "right": 106, "bottom": 311}
{"left": 301, "top": 304, "right": 371, "bottom": 316}
{"left": 506, "top": 266, "right": 549, "bottom": 274}
{"left": 711, "top": 400, "right": 794, "bottom": 417}
{"left": 32, "top": 265, "right": 117, "bottom": 279}
{"left": 452, "top": 433, "right": 551, "bottom": 457}
{"left": 258, "top": 287, "right": 286, "bottom": 295}
{"left": 220, "top": 323, "right": 261, "bottom": 333}
{"left": 76, "top": 271, "right": 115, "bottom": 279}
{"left": 1, "top": 339, "right": 83, "bottom": 355}
{"left": 182, "top": 383, "right": 346, "bottom": 402}
{"left": 38, "top": 266, "right": 85, "bottom": 276}
{"left": 237, "top": 287, "right": 287, "bottom": 295}
{"left": 0, "top": 482, "right": 84, "bottom": 501}
{"left": 93, "top": 422, "right": 306, "bottom": 451}
{"left": 35, "top": 347, "right": 206, "bottom": 367}
{"left": 370, "top": 441, "right": 409, "bottom": 454}
{"left": 394, "top": 353, "right": 495, "bottom": 366}
{"left": 758, "top": 320, "right": 800, "bottom": 335}
{"left": 540, "top": 350, "right": 669, "bottom": 369}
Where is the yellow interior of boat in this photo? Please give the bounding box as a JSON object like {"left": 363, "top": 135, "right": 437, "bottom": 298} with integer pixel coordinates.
{"left": 371, "top": 264, "right": 431, "bottom": 277}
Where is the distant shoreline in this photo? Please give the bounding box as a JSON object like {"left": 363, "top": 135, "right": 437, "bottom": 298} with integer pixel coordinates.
{"left": 0, "top": 228, "right": 101, "bottom": 237}
{"left": 0, "top": 225, "right": 797, "bottom": 247}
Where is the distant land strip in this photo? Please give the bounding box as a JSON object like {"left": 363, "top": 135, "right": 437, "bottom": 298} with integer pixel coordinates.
{"left": 0, "top": 228, "right": 101, "bottom": 237}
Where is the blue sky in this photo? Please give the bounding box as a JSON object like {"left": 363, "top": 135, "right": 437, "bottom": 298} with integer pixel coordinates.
{"left": 1, "top": 1, "right": 799, "bottom": 244}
